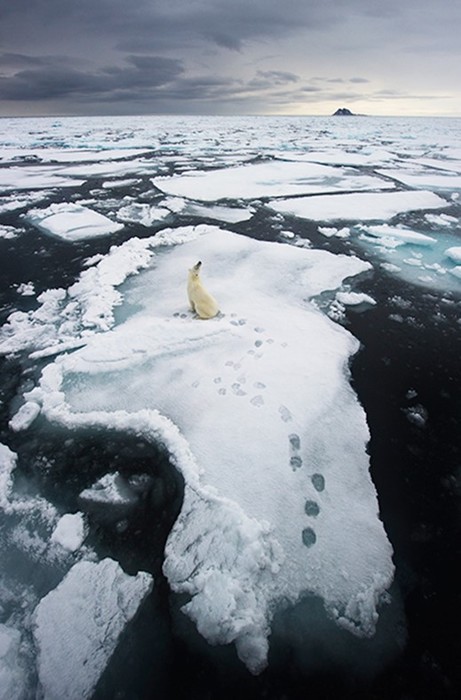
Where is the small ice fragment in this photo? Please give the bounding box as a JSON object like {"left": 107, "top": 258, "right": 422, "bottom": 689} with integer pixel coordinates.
{"left": 33, "top": 559, "right": 152, "bottom": 700}
{"left": 51, "top": 512, "right": 87, "bottom": 552}
{"left": 9, "top": 402, "right": 41, "bottom": 432}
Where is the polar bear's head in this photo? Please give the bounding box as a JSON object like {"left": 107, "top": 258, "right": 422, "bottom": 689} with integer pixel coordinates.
{"left": 188, "top": 261, "right": 202, "bottom": 281}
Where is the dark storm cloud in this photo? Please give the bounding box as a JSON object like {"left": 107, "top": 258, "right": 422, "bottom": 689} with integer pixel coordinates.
{"left": 0, "top": 0, "right": 342, "bottom": 50}
{"left": 0, "top": 55, "right": 184, "bottom": 101}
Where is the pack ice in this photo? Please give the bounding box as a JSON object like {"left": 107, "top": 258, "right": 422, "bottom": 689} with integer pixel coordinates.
{"left": 29, "top": 225, "right": 394, "bottom": 674}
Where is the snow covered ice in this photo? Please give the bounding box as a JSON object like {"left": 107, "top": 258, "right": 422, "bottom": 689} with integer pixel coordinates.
{"left": 26, "top": 202, "right": 124, "bottom": 242}
{"left": 25, "top": 225, "right": 394, "bottom": 673}
{"left": 1, "top": 114, "right": 461, "bottom": 695}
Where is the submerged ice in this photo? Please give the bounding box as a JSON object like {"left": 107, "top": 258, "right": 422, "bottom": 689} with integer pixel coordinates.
{"left": 24, "top": 225, "right": 394, "bottom": 673}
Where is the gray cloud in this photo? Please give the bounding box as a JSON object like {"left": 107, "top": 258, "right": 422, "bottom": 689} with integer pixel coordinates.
{"left": 0, "top": 0, "right": 459, "bottom": 115}
{"left": 0, "top": 55, "right": 184, "bottom": 101}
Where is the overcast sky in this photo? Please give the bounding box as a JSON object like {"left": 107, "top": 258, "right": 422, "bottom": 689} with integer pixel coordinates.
{"left": 0, "top": 0, "right": 459, "bottom": 117}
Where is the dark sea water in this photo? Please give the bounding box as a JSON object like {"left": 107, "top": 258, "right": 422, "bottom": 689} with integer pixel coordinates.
{"left": 1, "top": 116, "right": 461, "bottom": 699}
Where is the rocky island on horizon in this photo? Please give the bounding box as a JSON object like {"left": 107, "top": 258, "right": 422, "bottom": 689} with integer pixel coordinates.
{"left": 332, "top": 107, "right": 357, "bottom": 116}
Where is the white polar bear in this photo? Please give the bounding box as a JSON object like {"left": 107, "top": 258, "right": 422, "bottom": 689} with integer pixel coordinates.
{"left": 187, "top": 261, "right": 219, "bottom": 319}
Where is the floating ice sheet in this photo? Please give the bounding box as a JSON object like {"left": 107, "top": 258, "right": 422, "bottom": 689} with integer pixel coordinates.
{"left": 0, "top": 166, "right": 84, "bottom": 192}
{"left": 26, "top": 202, "right": 124, "bottom": 242}
{"left": 162, "top": 197, "right": 254, "bottom": 223}
{"left": 377, "top": 167, "right": 461, "bottom": 190}
{"left": 28, "top": 226, "right": 394, "bottom": 674}
{"left": 269, "top": 190, "right": 448, "bottom": 222}
{"left": 153, "top": 159, "right": 394, "bottom": 201}
{"left": 33, "top": 558, "right": 153, "bottom": 700}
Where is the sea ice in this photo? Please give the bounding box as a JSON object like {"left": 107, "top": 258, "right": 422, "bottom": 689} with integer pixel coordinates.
{"left": 358, "top": 224, "right": 437, "bottom": 248}
{"left": 152, "top": 159, "right": 394, "bottom": 201}
{"left": 50, "top": 512, "right": 87, "bottom": 552}
{"left": 0, "top": 624, "right": 27, "bottom": 700}
{"left": 9, "top": 401, "right": 41, "bottom": 432}
{"left": 28, "top": 226, "right": 394, "bottom": 673}
{"left": 33, "top": 558, "right": 153, "bottom": 700}
{"left": 25, "top": 202, "right": 124, "bottom": 242}
{"left": 0, "top": 443, "right": 16, "bottom": 512}
{"left": 336, "top": 291, "right": 376, "bottom": 306}
{"left": 445, "top": 247, "right": 461, "bottom": 263}
{"left": 116, "top": 202, "right": 171, "bottom": 226}
{"left": 268, "top": 190, "right": 448, "bottom": 222}
{"left": 0, "top": 166, "right": 84, "bottom": 192}
{"left": 377, "top": 167, "right": 461, "bottom": 190}
{"left": 0, "top": 225, "right": 19, "bottom": 240}
{"left": 163, "top": 198, "right": 254, "bottom": 223}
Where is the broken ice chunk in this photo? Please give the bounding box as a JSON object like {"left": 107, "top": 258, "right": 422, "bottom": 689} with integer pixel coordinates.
{"left": 78, "top": 472, "right": 139, "bottom": 523}
{"left": 50, "top": 512, "right": 87, "bottom": 552}
{"left": 33, "top": 558, "right": 152, "bottom": 700}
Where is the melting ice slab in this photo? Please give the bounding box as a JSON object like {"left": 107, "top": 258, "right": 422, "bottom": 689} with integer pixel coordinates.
{"left": 33, "top": 227, "right": 394, "bottom": 674}
{"left": 33, "top": 559, "right": 152, "bottom": 700}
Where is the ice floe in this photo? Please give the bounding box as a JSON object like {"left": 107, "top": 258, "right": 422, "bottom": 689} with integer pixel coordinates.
{"left": 25, "top": 202, "right": 124, "bottom": 242}
{"left": 50, "top": 513, "right": 87, "bottom": 552}
{"left": 162, "top": 197, "right": 255, "bottom": 223}
{"left": 153, "top": 160, "right": 394, "bottom": 202}
{"left": 0, "top": 624, "right": 27, "bottom": 700}
{"left": 33, "top": 558, "right": 153, "bottom": 700}
{"left": 268, "top": 190, "right": 448, "bottom": 222}
{"left": 377, "top": 167, "right": 461, "bottom": 190}
{"left": 358, "top": 224, "right": 437, "bottom": 248}
{"left": 116, "top": 202, "right": 171, "bottom": 227}
{"left": 0, "top": 166, "right": 84, "bottom": 192}
{"left": 445, "top": 247, "right": 461, "bottom": 264}
{"left": 25, "top": 225, "right": 394, "bottom": 673}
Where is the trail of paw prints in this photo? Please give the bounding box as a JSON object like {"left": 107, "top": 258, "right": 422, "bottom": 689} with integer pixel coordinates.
{"left": 212, "top": 366, "right": 267, "bottom": 406}
{"left": 301, "top": 474, "right": 325, "bottom": 549}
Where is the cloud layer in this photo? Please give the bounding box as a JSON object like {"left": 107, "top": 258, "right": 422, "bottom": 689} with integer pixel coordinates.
{"left": 0, "top": 0, "right": 459, "bottom": 115}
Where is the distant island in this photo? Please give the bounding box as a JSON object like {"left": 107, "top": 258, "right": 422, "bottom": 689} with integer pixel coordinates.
{"left": 332, "top": 107, "right": 357, "bottom": 116}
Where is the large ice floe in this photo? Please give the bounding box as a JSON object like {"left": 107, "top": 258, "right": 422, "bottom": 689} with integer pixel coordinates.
{"left": 33, "top": 559, "right": 153, "bottom": 700}
{"left": 23, "top": 224, "right": 395, "bottom": 674}
{"left": 152, "top": 159, "right": 394, "bottom": 201}
{"left": 268, "top": 190, "right": 448, "bottom": 222}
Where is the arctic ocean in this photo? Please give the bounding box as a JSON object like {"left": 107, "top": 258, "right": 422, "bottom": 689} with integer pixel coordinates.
{"left": 0, "top": 115, "right": 460, "bottom": 699}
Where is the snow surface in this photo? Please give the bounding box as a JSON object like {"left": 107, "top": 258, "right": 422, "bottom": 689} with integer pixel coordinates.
{"left": 268, "top": 190, "right": 448, "bottom": 222}
{"left": 26, "top": 225, "right": 394, "bottom": 673}
{"left": 26, "top": 202, "right": 124, "bottom": 241}
{"left": 33, "top": 559, "right": 153, "bottom": 700}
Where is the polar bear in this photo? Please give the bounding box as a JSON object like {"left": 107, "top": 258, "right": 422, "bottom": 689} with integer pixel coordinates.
{"left": 187, "top": 261, "right": 219, "bottom": 319}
